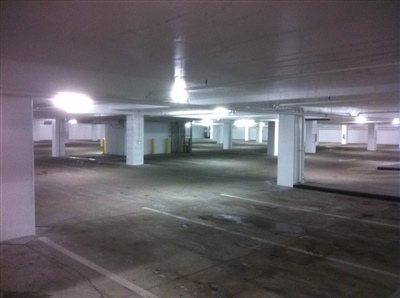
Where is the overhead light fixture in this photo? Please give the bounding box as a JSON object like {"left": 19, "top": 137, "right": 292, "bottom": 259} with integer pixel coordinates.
{"left": 213, "top": 107, "right": 229, "bottom": 119}
{"left": 68, "top": 119, "right": 78, "bottom": 124}
{"left": 355, "top": 116, "right": 366, "bottom": 124}
{"left": 234, "top": 119, "right": 255, "bottom": 127}
{"left": 200, "top": 119, "right": 213, "bottom": 127}
{"left": 170, "top": 77, "right": 188, "bottom": 104}
{"left": 185, "top": 122, "right": 192, "bottom": 128}
{"left": 52, "top": 92, "right": 93, "bottom": 113}
{"left": 393, "top": 118, "right": 400, "bottom": 125}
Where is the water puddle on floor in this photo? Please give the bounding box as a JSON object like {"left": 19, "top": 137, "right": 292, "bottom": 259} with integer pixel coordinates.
{"left": 199, "top": 214, "right": 305, "bottom": 234}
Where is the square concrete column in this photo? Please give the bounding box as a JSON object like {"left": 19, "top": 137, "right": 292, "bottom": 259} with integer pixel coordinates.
{"left": 217, "top": 125, "right": 224, "bottom": 144}
{"left": 367, "top": 123, "right": 377, "bottom": 151}
{"left": 341, "top": 125, "right": 348, "bottom": 145}
{"left": 1, "top": 96, "right": 36, "bottom": 241}
{"left": 305, "top": 120, "right": 317, "bottom": 154}
{"left": 244, "top": 126, "right": 249, "bottom": 141}
{"left": 170, "top": 121, "right": 185, "bottom": 153}
{"left": 277, "top": 114, "right": 305, "bottom": 187}
{"left": 33, "top": 119, "right": 41, "bottom": 141}
{"left": 52, "top": 118, "right": 69, "bottom": 157}
{"left": 223, "top": 121, "right": 233, "bottom": 150}
{"left": 267, "top": 121, "right": 279, "bottom": 156}
{"left": 126, "top": 115, "right": 144, "bottom": 165}
{"left": 257, "top": 122, "right": 264, "bottom": 143}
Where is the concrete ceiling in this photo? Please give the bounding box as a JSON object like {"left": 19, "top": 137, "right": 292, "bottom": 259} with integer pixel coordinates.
{"left": 1, "top": 1, "right": 399, "bottom": 124}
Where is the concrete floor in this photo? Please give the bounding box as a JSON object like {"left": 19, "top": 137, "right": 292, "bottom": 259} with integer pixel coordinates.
{"left": 1, "top": 140, "right": 400, "bottom": 297}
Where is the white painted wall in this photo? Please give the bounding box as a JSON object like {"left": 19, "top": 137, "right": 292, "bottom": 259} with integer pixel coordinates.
{"left": 192, "top": 126, "right": 206, "bottom": 139}
{"left": 69, "top": 123, "right": 92, "bottom": 139}
{"left": 318, "top": 124, "right": 400, "bottom": 144}
{"left": 104, "top": 124, "right": 126, "bottom": 155}
{"left": 1, "top": 96, "right": 36, "bottom": 241}
{"left": 144, "top": 122, "right": 171, "bottom": 154}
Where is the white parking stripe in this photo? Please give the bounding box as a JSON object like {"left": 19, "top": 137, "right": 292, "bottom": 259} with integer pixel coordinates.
{"left": 38, "top": 237, "right": 160, "bottom": 298}
{"left": 142, "top": 207, "right": 400, "bottom": 280}
{"left": 220, "top": 193, "right": 400, "bottom": 229}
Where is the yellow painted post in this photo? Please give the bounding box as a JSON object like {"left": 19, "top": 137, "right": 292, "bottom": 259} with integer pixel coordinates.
{"left": 102, "top": 138, "right": 106, "bottom": 155}
{"left": 180, "top": 138, "right": 184, "bottom": 153}
{"left": 151, "top": 138, "right": 155, "bottom": 155}
{"left": 165, "top": 138, "right": 170, "bottom": 154}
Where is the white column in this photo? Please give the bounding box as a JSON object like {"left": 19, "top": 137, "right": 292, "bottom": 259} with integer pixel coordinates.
{"left": 1, "top": 96, "right": 36, "bottom": 241}
{"left": 341, "top": 125, "right": 348, "bottom": 145}
{"left": 305, "top": 120, "right": 317, "bottom": 154}
{"left": 277, "top": 114, "right": 305, "bottom": 187}
{"left": 217, "top": 125, "right": 224, "bottom": 144}
{"left": 210, "top": 125, "right": 214, "bottom": 140}
{"left": 367, "top": 123, "right": 377, "bottom": 151}
{"left": 33, "top": 119, "right": 41, "bottom": 141}
{"left": 244, "top": 126, "right": 249, "bottom": 141}
{"left": 52, "top": 119, "right": 69, "bottom": 157}
{"left": 126, "top": 115, "right": 144, "bottom": 165}
{"left": 257, "top": 122, "right": 263, "bottom": 143}
{"left": 267, "top": 121, "right": 279, "bottom": 156}
{"left": 223, "top": 121, "right": 233, "bottom": 150}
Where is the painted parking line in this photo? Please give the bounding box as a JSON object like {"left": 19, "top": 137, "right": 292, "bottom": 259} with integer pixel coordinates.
{"left": 38, "top": 237, "right": 160, "bottom": 298}
{"left": 142, "top": 207, "right": 400, "bottom": 280}
{"left": 220, "top": 193, "right": 400, "bottom": 229}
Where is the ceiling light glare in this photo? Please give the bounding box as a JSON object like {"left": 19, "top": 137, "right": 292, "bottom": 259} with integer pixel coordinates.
{"left": 52, "top": 92, "right": 93, "bottom": 113}
{"left": 170, "top": 77, "right": 188, "bottom": 104}
{"left": 68, "top": 119, "right": 78, "bottom": 125}
{"left": 355, "top": 116, "right": 366, "bottom": 124}
{"left": 213, "top": 107, "right": 229, "bottom": 119}
{"left": 201, "top": 118, "right": 213, "bottom": 127}
{"left": 185, "top": 122, "right": 192, "bottom": 128}
{"left": 234, "top": 119, "right": 255, "bottom": 127}
{"left": 392, "top": 118, "right": 400, "bottom": 125}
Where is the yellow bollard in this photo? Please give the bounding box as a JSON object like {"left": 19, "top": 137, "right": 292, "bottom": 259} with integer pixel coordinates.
{"left": 165, "top": 138, "right": 170, "bottom": 154}
{"left": 151, "top": 138, "right": 155, "bottom": 155}
{"left": 102, "top": 138, "right": 106, "bottom": 155}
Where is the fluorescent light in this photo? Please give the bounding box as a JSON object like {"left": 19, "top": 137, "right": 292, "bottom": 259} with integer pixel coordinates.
{"left": 355, "top": 116, "right": 366, "bottom": 124}
{"left": 52, "top": 92, "right": 93, "bottom": 113}
{"left": 393, "top": 118, "right": 400, "bottom": 125}
{"left": 234, "top": 119, "right": 255, "bottom": 127}
{"left": 213, "top": 107, "right": 229, "bottom": 119}
{"left": 170, "top": 77, "right": 188, "bottom": 104}
{"left": 200, "top": 119, "right": 213, "bottom": 126}
{"left": 185, "top": 122, "right": 192, "bottom": 128}
{"left": 68, "top": 119, "right": 78, "bottom": 124}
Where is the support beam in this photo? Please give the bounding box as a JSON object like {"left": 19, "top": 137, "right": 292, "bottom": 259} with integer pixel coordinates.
{"left": 223, "top": 121, "right": 233, "bottom": 150}
{"left": 341, "top": 125, "right": 348, "bottom": 145}
{"left": 33, "top": 119, "right": 41, "bottom": 141}
{"left": 1, "top": 96, "right": 36, "bottom": 241}
{"left": 126, "top": 115, "right": 144, "bottom": 165}
{"left": 170, "top": 121, "right": 185, "bottom": 153}
{"left": 267, "top": 121, "right": 279, "bottom": 156}
{"left": 217, "top": 125, "right": 224, "bottom": 144}
{"left": 257, "top": 122, "right": 264, "bottom": 143}
{"left": 244, "top": 126, "right": 249, "bottom": 141}
{"left": 52, "top": 119, "right": 69, "bottom": 157}
{"left": 305, "top": 120, "right": 317, "bottom": 154}
{"left": 277, "top": 115, "right": 305, "bottom": 187}
{"left": 367, "top": 123, "right": 377, "bottom": 151}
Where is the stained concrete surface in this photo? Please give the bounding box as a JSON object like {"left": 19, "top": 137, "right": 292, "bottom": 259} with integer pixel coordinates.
{"left": 1, "top": 140, "right": 400, "bottom": 297}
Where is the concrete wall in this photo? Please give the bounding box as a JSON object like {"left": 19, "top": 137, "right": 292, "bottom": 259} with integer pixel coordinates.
{"left": 104, "top": 124, "right": 126, "bottom": 155}
{"left": 192, "top": 126, "right": 206, "bottom": 139}
{"left": 318, "top": 124, "right": 400, "bottom": 144}
{"left": 69, "top": 123, "right": 93, "bottom": 140}
{"left": 1, "top": 96, "right": 36, "bottom": 241}
{"left": 144, "top": 122, "right": 171, "bottom": 154}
